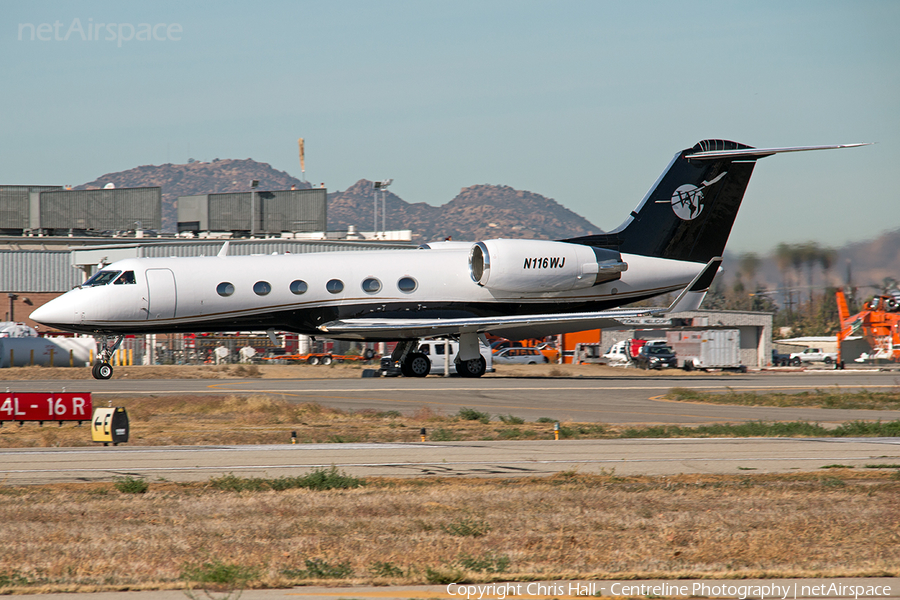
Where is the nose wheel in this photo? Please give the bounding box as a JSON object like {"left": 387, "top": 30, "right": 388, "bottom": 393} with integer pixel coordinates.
{"left": 92, "top": 361, "right": 113, "bottom": 380}
{"left": 92, "top": 335, "right": 124, "bottom": 380}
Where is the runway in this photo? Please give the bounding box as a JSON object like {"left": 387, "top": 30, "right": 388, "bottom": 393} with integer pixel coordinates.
{"left": 5, "top": 370, "right": 900, "bottom": 424}
{"left": 2, "top": 437, "right": 899, "bottom": 485}
{"left": 2, "top": 370, "right": 898, "bottom": 485}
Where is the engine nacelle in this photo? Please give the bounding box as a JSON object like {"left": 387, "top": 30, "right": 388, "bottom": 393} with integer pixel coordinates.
{"left": 468, "top": 239, "right": 627, "bottom": 293}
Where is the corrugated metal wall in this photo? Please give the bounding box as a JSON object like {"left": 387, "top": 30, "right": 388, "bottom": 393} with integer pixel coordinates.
{"left": 208, "top": 193, "right": 248, "bottom": 231}
{"left": 40, "top": 187, "right": 162, "bottom": 231}
{"left": 0, "top": 250, "right": 81, "bottom": 292}
{"left": 0, "top": 186, "right": 62, "bottom": 229}
{"left": 204, "top": 189, "right": 327, "bottom": 233}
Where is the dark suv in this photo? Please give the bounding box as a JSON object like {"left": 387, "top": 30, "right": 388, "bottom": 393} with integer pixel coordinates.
{"left": 635, "top": 345, "right": 677, "bottom": 370}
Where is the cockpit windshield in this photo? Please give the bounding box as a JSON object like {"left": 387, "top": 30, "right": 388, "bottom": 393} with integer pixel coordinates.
{"left": 83, "top": 270, "right": 122, "bottom": 287}
{"left": 114, "top": 270, "right": 136, "bottom": 285}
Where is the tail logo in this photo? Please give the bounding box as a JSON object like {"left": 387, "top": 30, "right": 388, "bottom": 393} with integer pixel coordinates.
{"left": 660, "top": 172, "right": 727, "bottom": 221}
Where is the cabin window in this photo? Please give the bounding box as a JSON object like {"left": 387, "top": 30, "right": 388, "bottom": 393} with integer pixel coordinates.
{"left": 290, "top": 280, "right": 308, "bottom": 295}
{"left": 253, "top": 281, "right": 271, "bottom": 296}
{"left": 397, "top": 276, "right": 417, "bottom": 293}
{"left": 113, "top": 271, "right": 136, "bottom": 285}
{"left": 326, "top": 279, "right": 344, "bottom": 294}
{"left": 217, "top": 282, "right": 235, "bottom": 297}
{"left": 84, "top": 270, "right": 121, "bottom": 286}
{"left": 361, "top": 277, "right": 382, "bottom": 293}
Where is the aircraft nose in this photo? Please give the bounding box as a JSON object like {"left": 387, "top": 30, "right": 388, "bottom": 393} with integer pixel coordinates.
{"left": 30, "top": 296, "right": 75, "bottom": 327}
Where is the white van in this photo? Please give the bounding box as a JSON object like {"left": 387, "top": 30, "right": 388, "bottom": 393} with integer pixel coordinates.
{"left": 417, "top": 339, "right": 494, "bottom": 375}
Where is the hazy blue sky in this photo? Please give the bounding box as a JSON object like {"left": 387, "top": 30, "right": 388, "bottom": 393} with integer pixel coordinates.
{"left": 2, "top": 1, "right": 897, "bottom": 252}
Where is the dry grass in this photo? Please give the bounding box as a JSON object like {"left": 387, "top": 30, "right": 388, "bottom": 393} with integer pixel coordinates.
{"left": 0, "top": 471, "right": 897, "bottom": 594}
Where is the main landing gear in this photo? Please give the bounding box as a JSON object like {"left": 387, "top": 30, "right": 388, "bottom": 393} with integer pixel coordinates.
{"left": 392, "top": 340, "right": 430, "bottom": 378}
{"left": 92, "top": 335, "right": 124, "bottom": 380}
{"left": 388, "top": 336, "right": 487, "bottom": 378}
{"left": 455, "top": 355, "right": 487, "bottom": 378}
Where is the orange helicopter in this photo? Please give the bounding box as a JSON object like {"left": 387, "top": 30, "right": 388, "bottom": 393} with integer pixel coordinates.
{"left": 836, "top": 288, "right": 900, "bottom": 364}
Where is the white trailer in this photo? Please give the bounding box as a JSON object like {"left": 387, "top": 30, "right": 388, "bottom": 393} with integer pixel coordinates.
{"left": 666, "top": 329, "right": 744, "bottom": 372}
{"left": 0, "top": 336, "right": 95, "bottom": 368}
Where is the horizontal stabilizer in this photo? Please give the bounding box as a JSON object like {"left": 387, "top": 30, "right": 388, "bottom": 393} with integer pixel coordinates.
{"left": 685, "top": 143, "right": 871, "bottom": 161}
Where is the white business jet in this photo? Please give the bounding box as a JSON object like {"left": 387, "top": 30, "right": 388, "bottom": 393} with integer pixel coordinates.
{"left": 31, "top": 140, "right": 866, "bottom": 379}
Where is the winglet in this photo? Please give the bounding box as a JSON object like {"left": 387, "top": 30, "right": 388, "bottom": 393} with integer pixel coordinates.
{"left": 217, "top": 241, "right": 230, "bottom": 257}
{"left": 661, "top": 256, "right": 722, "bottom": 314}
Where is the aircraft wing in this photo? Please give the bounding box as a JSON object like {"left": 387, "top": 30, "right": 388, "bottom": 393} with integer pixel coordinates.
{"left": 317, "top": 256, "right": 722, "bottom": 340}
{"left": 317, "top": 307, "right": 660, "bottom": 340}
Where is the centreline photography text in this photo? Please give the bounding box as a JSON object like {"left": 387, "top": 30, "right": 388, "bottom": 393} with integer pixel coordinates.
{"left": 445, "top": 581, "right": 895, "bottom": 600}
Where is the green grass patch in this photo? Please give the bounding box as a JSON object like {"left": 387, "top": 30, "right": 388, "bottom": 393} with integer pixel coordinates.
{"left": 442, "top": 516, "right": 491, "bottom": 537}
{"left": 618, "top": 419, "right": 900, "bottom": 439}
{"left": 497, "top": 414, "right": 525, "bottom": 424}
{"left": 181, "top": 559, "right": 259, "bottom": 586}
{"left": 208, "top": 466, "right": 364, "bottom": 492}
{"left": 113, "top": 476, "right": 149, "bottom": 494}
{"left": 456, "top": 551, "right": 510, "bottom": 573}
{"left": 282, "top": 558, "right": 352, "bottom": 580}
{"left": 666, "top": 387, "right": 900, "bottom": 411}
{"left": 369, "top": 561, "right": 405, "bottom": 578}
{"left": 457, "top": 407, "right": 491, "bottom": 424}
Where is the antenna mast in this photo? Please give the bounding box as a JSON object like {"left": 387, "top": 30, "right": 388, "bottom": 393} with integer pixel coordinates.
{"left": 298, "top": 138, "right": 306, "bottom": 182}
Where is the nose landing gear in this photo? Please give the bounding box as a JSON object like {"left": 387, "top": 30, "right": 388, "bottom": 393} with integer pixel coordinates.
{"left": 92, "top": 335, "right": 124, "bottom": 380}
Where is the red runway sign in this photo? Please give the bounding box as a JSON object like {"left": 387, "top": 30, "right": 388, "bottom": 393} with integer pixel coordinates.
{"left": 0, "top": 393, "right": 92, "bottom": 422}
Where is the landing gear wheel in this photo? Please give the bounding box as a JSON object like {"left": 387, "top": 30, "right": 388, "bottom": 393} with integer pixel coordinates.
{"left": 401, "top": 352, "right": 430, "bottom": 377}
{"left": 93, "top": 362, "right": 113, "bottom": 380}
{"left": 456, "top": 356, "right": 487, "bottom": 378}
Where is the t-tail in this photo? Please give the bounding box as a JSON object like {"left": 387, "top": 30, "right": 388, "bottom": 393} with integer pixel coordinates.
{"left": 564, "top": 140, "right": 869, "bottom": 263}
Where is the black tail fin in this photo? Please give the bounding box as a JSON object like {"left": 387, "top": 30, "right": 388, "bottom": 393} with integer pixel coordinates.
{"left": 564, "top": 140, "right": 867, "bottom": 263}
{"left": 565, "top": 139, "right": 760, "bottom": 263}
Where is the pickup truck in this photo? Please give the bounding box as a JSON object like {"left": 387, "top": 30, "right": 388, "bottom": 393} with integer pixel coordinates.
{"left": 789, "top": 347, "right": 838, "bottom": 366}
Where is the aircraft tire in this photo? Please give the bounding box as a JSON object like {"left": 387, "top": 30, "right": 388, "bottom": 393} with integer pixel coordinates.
{"left": 403, "top": 352, "right": 430, "bottom": 377}
{"left": 95, "top": 362, "right": 113, "bottom": 380}
{"left": 456, "top": 356, "right": 486, "bottom": 378}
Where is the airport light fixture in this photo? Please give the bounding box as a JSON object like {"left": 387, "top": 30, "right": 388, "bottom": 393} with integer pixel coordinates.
{"left": 373, "top": 179, "right": 393, "bottom": 236}
{"left": 250, "top": 180, "right": 260, "bottom": 237}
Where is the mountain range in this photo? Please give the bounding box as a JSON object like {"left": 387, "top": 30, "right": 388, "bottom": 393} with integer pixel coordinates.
{"left": 77, "top": 158, "right": 599, "bottom": 241}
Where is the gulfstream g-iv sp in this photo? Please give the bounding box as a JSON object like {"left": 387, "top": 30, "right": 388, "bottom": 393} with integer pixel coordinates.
{"left": 31, "top": 140, "right": 866, "bottom": 379}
